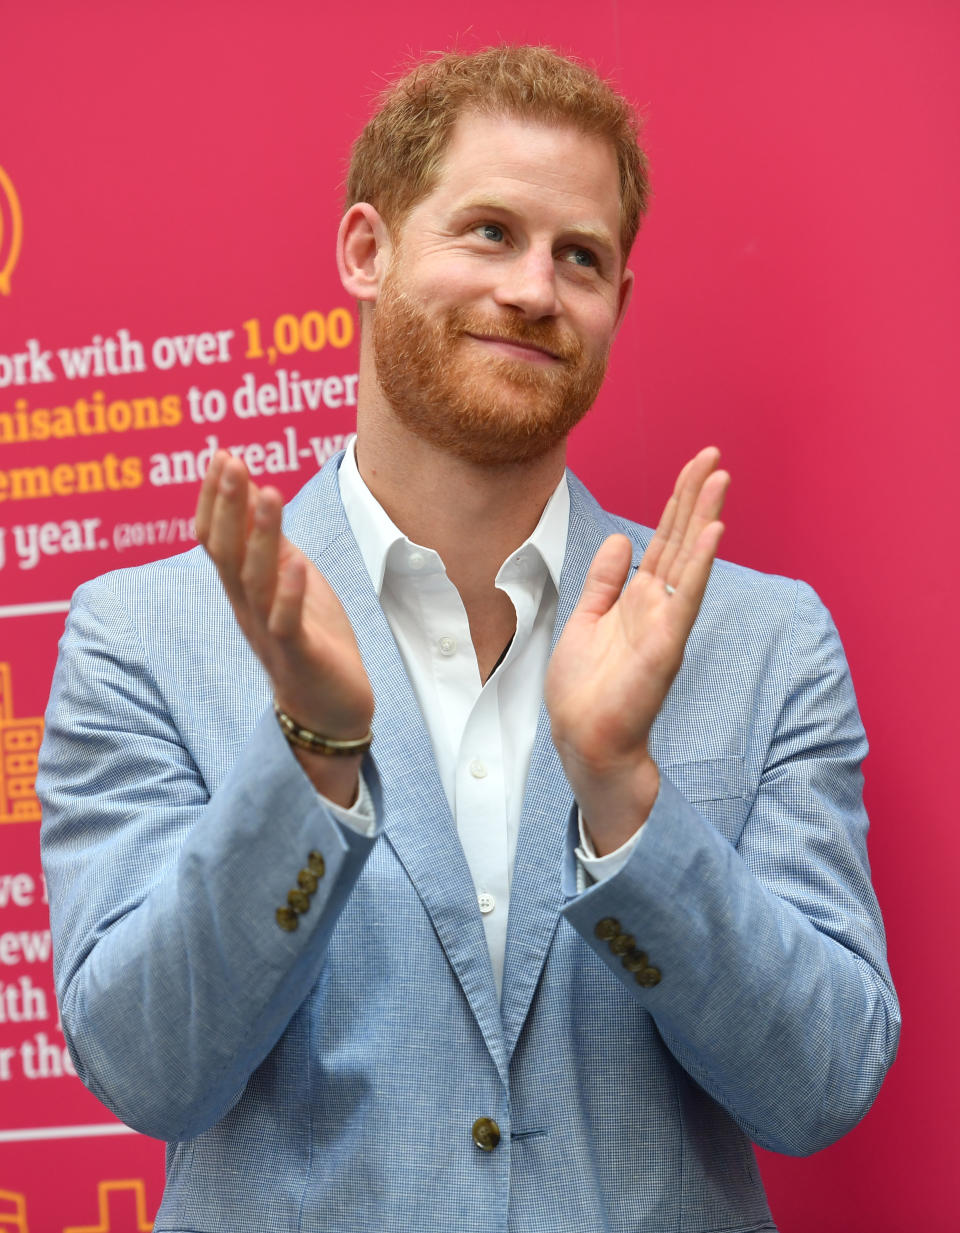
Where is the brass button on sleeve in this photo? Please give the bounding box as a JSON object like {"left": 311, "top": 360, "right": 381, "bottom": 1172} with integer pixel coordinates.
{"left": 622, "top": 950, "right": 649, "bottom": 973}
{"left": 287, "top": 888, "right": 311, "bottom": 914}
{"left": 610, "top": 932, "right": 635, "bottom": 956}
{"left": 594, "top": 917, "right": 620, "bottom": 941}
{"left": 275, "top": 906, "right": 300, "bottom": 932}
{"left": 471, "top": 1117, "right": 501, "bottom": 1151}
{"left": 297, "top": 869, "right": 319, "bottom": 894}
{"left": 635, "top": 966, "right": 662, "bottom": 987}
{"left": 307, "top": 851, "right": 326, "bottom": 877}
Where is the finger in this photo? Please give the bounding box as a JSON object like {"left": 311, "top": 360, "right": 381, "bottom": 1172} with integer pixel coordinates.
{"left": 268, "top": 553, "right": 307, "bottom": 640}
{"left": 573, "top": 535, "right": 633, "bottom": 620}
{"left": 239, "top": 488, "right": 284, "bottom": 616}
{"left": 244, "top": 471, "right": 260, "bottom": 537}
{"left": 665, "top": 469, "right": 730, "bottom": 589}
{"left": 670, "top": 520, "right": 725, "bottom": 627}
{"left": 194, "top": 450, "right": 228, "bottom": 545}
{"left": 655, "top": 447, "right": 721, "bottom": 582}
{"left": 638, "top": 458, "right": 690, "bottom": 576}
{"left": 205, "top": 457, "right": 252, "bottom": 594}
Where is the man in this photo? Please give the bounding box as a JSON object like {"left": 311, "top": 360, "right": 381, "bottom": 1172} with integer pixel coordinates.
{"left": 39, "top": 46, "right": 898, "bottom": 1233}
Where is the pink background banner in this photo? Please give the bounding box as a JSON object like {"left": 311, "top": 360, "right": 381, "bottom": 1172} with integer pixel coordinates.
{"left": 2, "top": 2, "right": 956, "bottom": 1229}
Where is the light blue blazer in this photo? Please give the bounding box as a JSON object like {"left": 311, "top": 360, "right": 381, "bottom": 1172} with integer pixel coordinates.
{"left": 38, "top": 455, "right": 899, "bottom": 1233}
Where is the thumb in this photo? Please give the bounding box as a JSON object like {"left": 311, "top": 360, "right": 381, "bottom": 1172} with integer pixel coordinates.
{"left": 573, "top": 534, "right": 633, "bottom": 620}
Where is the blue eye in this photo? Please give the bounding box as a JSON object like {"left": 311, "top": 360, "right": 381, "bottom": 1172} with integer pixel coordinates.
{"left": 568, "top": 248, "right": 596, "bottom": 268}
{"left": 477, "top": 223, "right": 504, "bottom": 242}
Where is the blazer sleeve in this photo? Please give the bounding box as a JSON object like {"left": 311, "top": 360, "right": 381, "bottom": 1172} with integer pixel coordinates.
{"left": 561, "top": 579, "right": 900, "bottom": 1156}
{"left": 37, "top": 573, "right": 380, "bottom": 1142}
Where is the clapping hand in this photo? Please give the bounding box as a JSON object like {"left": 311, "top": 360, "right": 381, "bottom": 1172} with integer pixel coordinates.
{"left": 195, "top": 451, "right": 374, "bottom": 802}
{"left": 545, "top": 448, "right": 729, "bottom": 854}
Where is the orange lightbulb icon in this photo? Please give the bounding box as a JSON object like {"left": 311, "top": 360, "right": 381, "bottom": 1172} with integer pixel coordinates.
{"left": 0, "top": 165, "right": 24, "bottom": 295}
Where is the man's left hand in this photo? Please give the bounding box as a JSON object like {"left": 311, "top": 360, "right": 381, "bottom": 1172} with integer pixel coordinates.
{"left": 545, "top": 447, "right": 729, "bottom": 855}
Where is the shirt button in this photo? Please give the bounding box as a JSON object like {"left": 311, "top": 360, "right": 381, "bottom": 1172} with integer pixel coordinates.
{"left": 408, "top": 551, "right": 425, "bottom": 570}
{"left": 469, "top": 759, "right": 487, "bottom": 779}
{"left": 438, "top": 636, "right": 457, "bottom": 657}
{"left": 477, "top": 892, "right": 496, "bottom": 914}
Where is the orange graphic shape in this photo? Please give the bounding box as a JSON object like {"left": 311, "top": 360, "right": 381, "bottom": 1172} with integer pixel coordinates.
{"left": 0, "top": 165, "right": 23, "bottom": 296}
{"left": 0, "top": 663, "right": 44, "bottom": 825}
{"left": 0, "top": 1189, "right": 28, "bottom": 1233}
{"left": 62, "top": 1180, "right": 153, "bottom": 1233}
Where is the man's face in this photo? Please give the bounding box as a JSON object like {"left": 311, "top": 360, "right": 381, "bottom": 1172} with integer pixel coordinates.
{"left": 371, "top": 110, "right": 632, "bottom": 466}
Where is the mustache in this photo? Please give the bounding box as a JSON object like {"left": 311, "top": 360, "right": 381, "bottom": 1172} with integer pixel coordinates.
{"left": 447, "top": 309, "right": 582, "bottom": 363}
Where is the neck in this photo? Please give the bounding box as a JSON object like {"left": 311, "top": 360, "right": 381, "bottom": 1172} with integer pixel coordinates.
{"left": 355, "top": 403, "right": 565, "bottom": 588}
{"left": 353, "top": 385, "right": 567, "bottom": 680}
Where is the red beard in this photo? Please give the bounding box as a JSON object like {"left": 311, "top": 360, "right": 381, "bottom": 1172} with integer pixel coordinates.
{"left": 372, "top": 268, "right": 609, "bottom": 466}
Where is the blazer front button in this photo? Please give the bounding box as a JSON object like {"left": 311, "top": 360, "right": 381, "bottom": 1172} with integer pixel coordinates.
{"left": 472, "top": 1117, "right": 501, "bottom": 1151}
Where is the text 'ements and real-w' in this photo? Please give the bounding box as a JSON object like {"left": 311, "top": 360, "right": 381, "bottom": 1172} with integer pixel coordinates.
{"left": 0, "top": 430, "right": 350, "bottom": 571}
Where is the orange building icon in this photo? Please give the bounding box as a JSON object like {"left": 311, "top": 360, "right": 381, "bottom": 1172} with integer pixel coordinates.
{"left": 62, "top": 1180, "right": 154, "bottom": 1233}
{"left": 0, "top": 663, "right": 44, "bottom": 824}
{"left": 0, "top": 1189, "right": 28, "bottom": 1233}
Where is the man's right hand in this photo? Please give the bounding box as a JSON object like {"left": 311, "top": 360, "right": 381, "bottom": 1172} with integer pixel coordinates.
{"left": 195, "top": 451, "right": 375, "bottom": 805}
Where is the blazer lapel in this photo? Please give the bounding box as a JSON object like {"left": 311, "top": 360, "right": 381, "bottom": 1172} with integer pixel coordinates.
{"left": 285, "top": 458, "right": 508, "bottom": 1083}
{"left": 500, "top": 475, "right": 649, "bottom": 1057}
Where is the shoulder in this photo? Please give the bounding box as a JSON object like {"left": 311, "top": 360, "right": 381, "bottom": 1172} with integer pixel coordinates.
{"left": 69, "top": 456, "right": 346, "bottom": 631}
{"left": 69, "top": 541, "right": 222, "bottom": 636}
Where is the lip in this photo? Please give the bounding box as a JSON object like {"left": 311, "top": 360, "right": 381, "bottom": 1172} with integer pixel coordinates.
{"left": 464, "top": 333, "right": 563, "bottom": 364}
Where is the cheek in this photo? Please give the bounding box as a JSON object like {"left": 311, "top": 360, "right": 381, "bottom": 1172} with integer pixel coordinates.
{"left": 578, "top": 306, "right": 619, "bottom": 351}
{"left": 427, "top": 252, "right": 498, "bottom": 296}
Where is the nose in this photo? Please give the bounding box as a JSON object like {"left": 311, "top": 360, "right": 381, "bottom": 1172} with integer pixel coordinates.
{"left": 492, "top": 246, "right": 559, "bottom": 320}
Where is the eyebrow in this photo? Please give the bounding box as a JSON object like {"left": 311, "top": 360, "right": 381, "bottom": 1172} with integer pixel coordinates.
{"left": 450, "top": 194, "right": 618, "bottom": 257}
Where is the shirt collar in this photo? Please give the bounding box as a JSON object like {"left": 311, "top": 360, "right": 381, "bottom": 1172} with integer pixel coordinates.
{"left": 337, "top": 435, "right": 569, "bottom": 595}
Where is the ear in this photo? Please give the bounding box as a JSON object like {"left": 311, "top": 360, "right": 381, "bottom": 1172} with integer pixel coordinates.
{"left": 612, "top": 265, "right": 634, "bottom": 338}
{"left": 337, "top": 203, "right": 393, "bottom": 302}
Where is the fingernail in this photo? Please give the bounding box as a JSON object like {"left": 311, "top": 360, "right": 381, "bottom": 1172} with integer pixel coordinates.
{"left": 255, "top": 495, "right": 271, "bottom": 525}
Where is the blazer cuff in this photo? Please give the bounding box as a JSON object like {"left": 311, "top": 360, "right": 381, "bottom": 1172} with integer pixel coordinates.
{"left": 575, "top": 805, "right": 649, "bottom": 885}
{"left": 321, "top": 771, "right": 377, "bottom": 837}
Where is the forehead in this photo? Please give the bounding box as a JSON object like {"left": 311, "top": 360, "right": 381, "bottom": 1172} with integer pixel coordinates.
{"left": 414, "top": 110, "right": 622, "bottom": 244}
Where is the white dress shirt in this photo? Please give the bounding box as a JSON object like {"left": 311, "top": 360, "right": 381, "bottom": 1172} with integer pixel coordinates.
{"left": 326, "top": 439, "right": 641, "bottom": 993}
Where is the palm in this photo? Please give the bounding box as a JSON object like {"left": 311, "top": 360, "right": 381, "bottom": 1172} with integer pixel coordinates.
{"left": 546, "top": 448, "right": 728, "bottom": 772}
{"left": 272, "top": 536, "right": 375, "bottom": 732}
{"left": 548, "top": 570, "right": 687, "bottom": 762}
